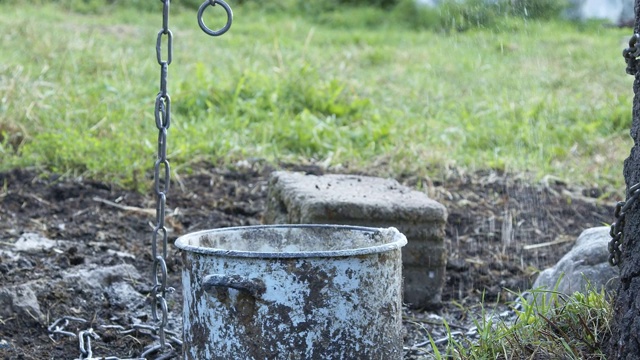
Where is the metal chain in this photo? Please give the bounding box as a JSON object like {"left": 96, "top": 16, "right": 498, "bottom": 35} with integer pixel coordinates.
{"left": 47, "top": 317, "right": 182, "bottom": 360}
{"left": 148, "top": 0, "right": 233, "bottom": 353}
{"left": 623, "top": 33, "right": 640, "bottom": 75}
{"left": 609, "top": 33, "right": 640, "bottom": 266}
{"left": 150, "top": 0, "right": 174, "bottom": 353}
{"left": 42, "top": 3, "right": 233, "bottom": 360}
{"left": 609, "top": 183, "right": 640, "bottom": 266}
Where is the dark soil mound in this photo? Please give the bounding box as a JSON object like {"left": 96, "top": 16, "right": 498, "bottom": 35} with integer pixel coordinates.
{"left": 0, "top": 165, "right": 615, "bottom": 359}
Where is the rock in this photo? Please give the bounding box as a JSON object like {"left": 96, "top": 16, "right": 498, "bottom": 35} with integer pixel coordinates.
{"left": 0, "top": 249, "right": 20, "bottom": 262}
{"left": 0, "top": 264, "right": 148, "bottom": 326}
{"left": 105, "top": 282, "right": 146, "bottom": 311}
{"left": 62, "top": 263, "right": 141, "bottom": 287}
{"left": 61, "top": 264, "right": 147, "bottom": 310}
{"left": 532, "top": 226, "right": 619, "bottom": 296}
{"left": 106, "top": 249, "right": 136, "bottom": 260}
{"left": 12, "top": 233, "right": 69, "bottom": 253}
{"left": 0, "top": 283, "right": 44, "bottom": 324}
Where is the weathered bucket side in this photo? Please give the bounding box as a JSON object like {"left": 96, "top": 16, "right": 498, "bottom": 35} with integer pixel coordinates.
{"left": 179, "top": 226, "right": 405, "bottom": 360}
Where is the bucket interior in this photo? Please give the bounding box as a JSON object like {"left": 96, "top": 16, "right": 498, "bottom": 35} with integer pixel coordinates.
{"left": 175, "top": 225, "right": 406, "bottom": 257}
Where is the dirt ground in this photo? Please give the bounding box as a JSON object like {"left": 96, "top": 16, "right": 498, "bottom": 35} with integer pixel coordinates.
{"left": 0, "top": 163, "right": 616, "bottom": 359}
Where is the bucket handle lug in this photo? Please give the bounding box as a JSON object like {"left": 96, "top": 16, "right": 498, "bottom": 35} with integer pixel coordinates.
{"left": 202, "top": 274, "right": 266, "bottom": 298}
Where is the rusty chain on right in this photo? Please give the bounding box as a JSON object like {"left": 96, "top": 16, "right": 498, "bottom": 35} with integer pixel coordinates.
{"left": 609, "top": 183, "right": 640, "bottom": 266}
{"left": 609, "top": 33, "right": 640, "bottom": 267}
{"left": 623, "top": 33, "right": 640, "bottom": 75}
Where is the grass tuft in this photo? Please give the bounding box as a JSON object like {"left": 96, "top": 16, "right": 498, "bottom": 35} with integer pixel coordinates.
{"left": 438, "top": 286, "right": 613, "bottom": 359}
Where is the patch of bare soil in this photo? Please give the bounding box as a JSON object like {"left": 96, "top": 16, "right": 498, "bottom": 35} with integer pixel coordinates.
{"left": 0, "top": 164, "right": 615, "bottom": 359}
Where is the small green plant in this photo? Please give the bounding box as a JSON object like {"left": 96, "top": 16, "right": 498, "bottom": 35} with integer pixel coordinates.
{"left": 442, "top": 287, "right": 613, "bottom": 359}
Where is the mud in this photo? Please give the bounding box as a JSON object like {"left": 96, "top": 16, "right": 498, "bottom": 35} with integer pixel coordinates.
{"left": 0, "top": 164, "right": 615, "bottom": 359}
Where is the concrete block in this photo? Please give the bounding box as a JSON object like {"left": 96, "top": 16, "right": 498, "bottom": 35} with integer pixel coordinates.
{"left": 263, "top": 171, "right": 448, "bottom": 309}
{"left": 403, "top": 266, "right": 446, "bottom": 307}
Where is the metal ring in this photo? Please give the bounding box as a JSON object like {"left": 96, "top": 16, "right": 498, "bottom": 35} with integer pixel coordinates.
{"left": 197, "top": 0, "right": 233, "bottom": 37}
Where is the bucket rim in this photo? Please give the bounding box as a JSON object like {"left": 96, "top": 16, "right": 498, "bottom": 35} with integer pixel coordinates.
{"left": 174, "top": 224, "right": 407, "bottom": 258}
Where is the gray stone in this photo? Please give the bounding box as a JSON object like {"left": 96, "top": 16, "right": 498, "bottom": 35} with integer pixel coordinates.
{"left": 0, "top": 249, "right": 20, "bottom": 262}
{"left": 263, "top": 171, "right": 448, "bottom": 309}
{"left": 0, "top": 283, "right": 44, "bottom": 324}
{"left": 106, "top": 281, "right": 146, "bottom": 311}
{"left": 13, "top": 233, "right": 71, "bottom": 253}
{"left": 532, "top": 226, "right": 619, "bottom": 295}
{"left": 61, "top": 264, "right": 147, "bottom": 309}
{"left": 62, "top": 263, "right": 142, "bottom": 289}
{"left": 0, "top": 262, "right": 149, "bottom": 328}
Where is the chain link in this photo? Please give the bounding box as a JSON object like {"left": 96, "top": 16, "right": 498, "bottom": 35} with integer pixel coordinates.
{"left": 48, "top": 316, "right": 88, "bottom": 339}
{"left": 609, "top": 33, "right": 640, "bottom": 266}
{"left": 623, "top": 33, "right": 640, "bottom": 75}
{"left": 609, "top": 183, "right": 640, "bottom": 266}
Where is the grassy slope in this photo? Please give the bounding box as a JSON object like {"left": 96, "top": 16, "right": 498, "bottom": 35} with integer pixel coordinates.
{"left": 0, "top": 4, "right": 633, "bottom": 188}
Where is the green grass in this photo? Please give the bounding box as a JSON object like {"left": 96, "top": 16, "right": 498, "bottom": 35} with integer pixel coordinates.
{"left": 434, "top": 286, "right": 612, "bottom": 359}
{"left": 0, "top": 3, "right": 633, "bottom": 188}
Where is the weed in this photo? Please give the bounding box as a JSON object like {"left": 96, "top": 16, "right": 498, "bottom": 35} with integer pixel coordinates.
{"left": 441, "top": 286, "right": 613, "bottom": 359}
{"left": 411, "top": 280, "right": 611, "bottom": 359}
